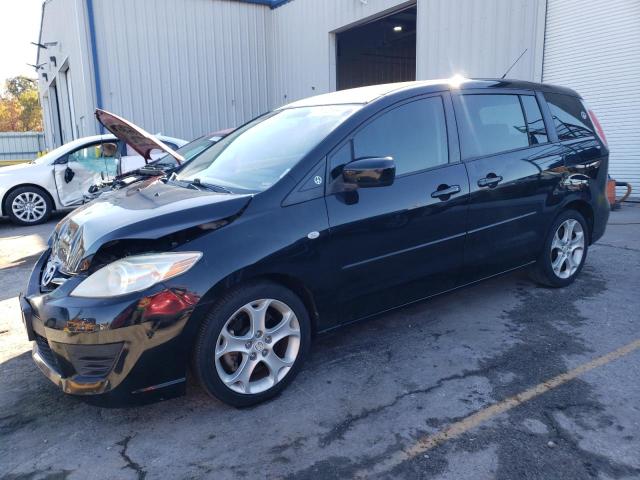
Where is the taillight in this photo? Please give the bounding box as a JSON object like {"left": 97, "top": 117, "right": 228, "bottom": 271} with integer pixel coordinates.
{"left": 586, "top": 106, "right": 608, "bottom": 147}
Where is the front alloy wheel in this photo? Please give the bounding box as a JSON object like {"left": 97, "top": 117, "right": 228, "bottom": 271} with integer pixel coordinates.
{"left": 194, "top": 281, "right": 311, "bottom": 407}
{"left": 215, "top": 299, "right": 301, "bottom": 394}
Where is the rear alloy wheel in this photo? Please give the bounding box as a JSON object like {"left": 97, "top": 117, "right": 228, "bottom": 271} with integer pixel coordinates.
{"left": 529, "top": 210, "right": 589, "bottom": 287}
{"left": 194, "top": 282, "right": 311, "bottom": 407}
{"left": 6, "top": 186, "right": 52, "bottom": 226}
{"left": 550, "top": 219, "right": 585, "bottom": 279}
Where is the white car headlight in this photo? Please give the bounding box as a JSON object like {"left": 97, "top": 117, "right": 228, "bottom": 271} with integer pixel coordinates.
{"left": 70, "top": 252, "right": 202, "bottom": 298}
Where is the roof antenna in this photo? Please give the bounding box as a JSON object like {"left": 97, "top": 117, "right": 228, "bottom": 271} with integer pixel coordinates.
{"left": 501, "top": 48, "right": 528, "bottom": 79}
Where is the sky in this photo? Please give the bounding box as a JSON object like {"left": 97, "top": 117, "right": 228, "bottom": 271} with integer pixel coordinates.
{"left": 0, "top": 0, "right": 43, "bottom": 86}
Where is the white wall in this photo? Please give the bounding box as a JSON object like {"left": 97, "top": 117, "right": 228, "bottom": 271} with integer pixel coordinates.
{"left": 38, "top": 0, "right": 547, "bottom": 145}
{"left": 37, "top": 0, "right": 98, "bottom": 148}
{"left": 91, "top": 0, "right": 271, "bottom": 140}
{"left": 416, "top": 0, "right": 546, "bottom": 81}
{"left": 267, "top": 0, "right": 414, "bottom": 109}
{"left": 543, "top": 0, "right": 640, "bottom": 197}
{"left": 267, "top": 0, "right": 545, "bottom": 109}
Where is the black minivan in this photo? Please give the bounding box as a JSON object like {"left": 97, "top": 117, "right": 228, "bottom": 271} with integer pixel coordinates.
{"left": 21, "top": 78, "right": 609, "bottom": 407}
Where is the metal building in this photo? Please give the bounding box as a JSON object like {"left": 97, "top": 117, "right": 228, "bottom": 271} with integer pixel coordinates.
{"left": 36, "top": 0, "right": 639, "bottom": 195}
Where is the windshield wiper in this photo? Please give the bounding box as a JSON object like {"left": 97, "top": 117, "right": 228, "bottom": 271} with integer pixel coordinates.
{"left": 192, "top": 178, "right": 233, "bottom": 193}
{"left": 172, "top": 177, "right": 233, "bottom": 194}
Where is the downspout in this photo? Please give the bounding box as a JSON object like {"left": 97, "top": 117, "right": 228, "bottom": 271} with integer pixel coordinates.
{"left": 86, "top": 0, "right": 104, "bottom": 132}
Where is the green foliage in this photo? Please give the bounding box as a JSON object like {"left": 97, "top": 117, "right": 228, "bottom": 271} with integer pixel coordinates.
{"left": 0, "top": 76, "right": 43, "bottom": 132}
{"left": 6, "top": 76, "right": 37, "bottom": 97}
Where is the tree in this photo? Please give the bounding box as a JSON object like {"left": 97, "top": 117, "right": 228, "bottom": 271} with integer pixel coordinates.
{"left": 0, "top": 76, "right": 43, "bottom": 132}
{"left": 0, "top": 98, "right": 22, "bottom": 131}
{"left": 6, "top": 76, "right": 37, "bottom": 97}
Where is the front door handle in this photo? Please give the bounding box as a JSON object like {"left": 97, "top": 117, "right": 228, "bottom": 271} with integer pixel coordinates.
{"left": 477, "top": 174, "right": 503, "bottom": 188}
{"left": 431, "top": 184, "right": 461, "bottom": 199}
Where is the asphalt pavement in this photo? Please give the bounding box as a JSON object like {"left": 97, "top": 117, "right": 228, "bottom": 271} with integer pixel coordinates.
{"left": 1, "top": 204, "right": 639, "bottom": 480}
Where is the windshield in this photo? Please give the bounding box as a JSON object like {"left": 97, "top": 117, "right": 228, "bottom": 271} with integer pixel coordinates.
{"left": 176, "top": 105, "right": 360, "bottom": 192}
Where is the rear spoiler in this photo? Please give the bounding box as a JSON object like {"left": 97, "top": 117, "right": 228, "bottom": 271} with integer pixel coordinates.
{"left": 95, "top": 109, "right": 185, "bottom": 164}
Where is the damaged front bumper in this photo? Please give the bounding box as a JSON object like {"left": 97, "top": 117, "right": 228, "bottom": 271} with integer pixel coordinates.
{"left": 21, "top": 249, "right": 200, "bottom": 405}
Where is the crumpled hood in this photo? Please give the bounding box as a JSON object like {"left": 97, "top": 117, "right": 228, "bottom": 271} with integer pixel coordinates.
{"left": 50, "top": 178, "right": 252, "bottom": 273}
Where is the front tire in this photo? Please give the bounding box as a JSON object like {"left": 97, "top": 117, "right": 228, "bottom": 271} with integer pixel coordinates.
{"left": 5, "top": 186, "right": 52, "bottom": 226}
{"left": 193, "top": 281, "right": 311, "bottom": 407}
{"left": 529, "top": 210, "right": 589, "bottom": 288}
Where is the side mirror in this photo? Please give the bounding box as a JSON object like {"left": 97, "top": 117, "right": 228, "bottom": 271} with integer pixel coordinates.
{"left": 64, "top": 166, "right": 75, "bottom": 183}
{"left": 342, "top": 157, "right": 395, "bottom": 188}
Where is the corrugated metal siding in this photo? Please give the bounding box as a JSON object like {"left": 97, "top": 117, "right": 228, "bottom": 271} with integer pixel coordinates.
{"left": 37, "top": 0, "right": 99, "bottom": 148}
{"left": 416, "top": 0, "right": 546, "bottom": 81}
{"left": 40, "top": 0, "right": 549, "bottom": 147}
{"left": 92, "top": 0, "right": 271, "bottom": 140}
{"left": 267, "top": 0, "right": 545, "bottom": 109}
{"left": 543, "top": 0, "right": 640, "bottom": 198}
{"left": 0, "top": 133, "right": 46, "bottom": 161}
{"left": 267, "top": 0, "right": 412, "bottom": 108}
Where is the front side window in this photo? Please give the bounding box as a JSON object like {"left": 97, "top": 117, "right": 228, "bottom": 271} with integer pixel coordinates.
{"left": 457, "top": 94, "right": 529, "bottom": 158}
{"left": 353, "top": 97, "right": 449, "bottom": 175}
{"left": 68, "top": 142, "right": 118, "bottom": 177}
{"left": 544, "top": 92, "right": 594, "bottom": 141}
{"left": 177, "top": 105, "right": 360, "bottom": 192}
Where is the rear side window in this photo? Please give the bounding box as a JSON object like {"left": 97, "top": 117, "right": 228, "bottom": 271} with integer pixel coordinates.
{"left": 353, "top": 96, "right": 448, "bottom": 175}
{"left": 520, "top": 95, "right": 548, "bottom": 144}
{"left": 457, "top": 94, "right": 529, "bottom": 158}
{"left": 544, "top": 92, "right": 594, "bottom": 141}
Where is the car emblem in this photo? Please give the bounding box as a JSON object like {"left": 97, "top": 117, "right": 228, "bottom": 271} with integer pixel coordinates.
{"left": 41, "top": 259, "right": 59, "bottom": 287}
{"left": 314, "top": 175, "right": 323, "bottom": 185}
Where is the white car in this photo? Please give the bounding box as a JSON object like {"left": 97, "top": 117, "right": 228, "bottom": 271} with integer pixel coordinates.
{"left": 0, "top": 131, "right": 186, "bottom": 225}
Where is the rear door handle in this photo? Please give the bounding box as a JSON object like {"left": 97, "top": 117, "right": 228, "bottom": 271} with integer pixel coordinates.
{"left": 431, "top": 184, "right": 461, "bottom": 199}
{"left": 477, "top": 174, "right": 503, "bottom": 188}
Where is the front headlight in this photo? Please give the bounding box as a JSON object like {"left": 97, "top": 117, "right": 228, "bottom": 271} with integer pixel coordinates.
{"left": 70, "top": 252, "right": 202, "bottom": 298}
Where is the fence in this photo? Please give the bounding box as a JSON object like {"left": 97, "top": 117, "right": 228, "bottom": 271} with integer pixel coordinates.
{"left": 0, "top": 132, "right": 46, "bottom": 163}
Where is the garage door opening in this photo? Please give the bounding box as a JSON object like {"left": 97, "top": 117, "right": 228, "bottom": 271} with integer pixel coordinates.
{"left": 336, "top": 6, "right": 416, "bottom": 91}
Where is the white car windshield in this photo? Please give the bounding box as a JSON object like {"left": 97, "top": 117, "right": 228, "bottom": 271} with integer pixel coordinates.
{"left": 176, "top": 105, "right": 360, "bottom": 192}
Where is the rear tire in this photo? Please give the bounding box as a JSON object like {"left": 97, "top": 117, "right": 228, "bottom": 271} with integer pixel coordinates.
{"left": 5, "top": 186, "right": 53, "bottom": 226}
{"left": 193, "top": 281, "right": 311, "bottom": 407}
{"left": 529, "top": 209, "right": 589, "bottom": 288}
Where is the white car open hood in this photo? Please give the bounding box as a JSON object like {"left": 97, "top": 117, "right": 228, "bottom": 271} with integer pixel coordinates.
{"left": 95, "top": 109, "right": 185, "bottom": 164}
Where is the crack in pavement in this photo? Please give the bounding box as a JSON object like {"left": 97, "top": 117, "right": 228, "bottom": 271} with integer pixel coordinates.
{"left": 594, "top": 243, "right": 640, "bottom": 252}
{"left": 116, "top": 435, "right": 147, "bottom": 480}
{"left": 541, "top": 408, "right": 640, "bottom": 478}
{"left": 0, "top": 468, "right": 74, "bottom": 480}
{"left": 318, "top": 361, "right": 507, "bottom": 448}
{"left": 385, "top": 268, "right": 640, "bottom": 479}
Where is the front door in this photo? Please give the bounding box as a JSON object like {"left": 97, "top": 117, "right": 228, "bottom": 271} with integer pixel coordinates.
{"left": 325, "top": 94, "right": 469, "bottom": 325}
{"left": 54, "top": 141, "right": 119, "bottom": 206}
{"left": 452, "top": 91, "right": 566, "bottom": 282}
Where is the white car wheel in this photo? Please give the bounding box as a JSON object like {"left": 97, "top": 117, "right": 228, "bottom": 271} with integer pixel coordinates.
{"left": 5, "top": 186, "right": 52, "bottom": 226}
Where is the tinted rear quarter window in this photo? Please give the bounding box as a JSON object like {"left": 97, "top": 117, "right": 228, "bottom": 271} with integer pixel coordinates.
{"left": 520, "top": 95, "right": 548, "bottom": 144}
{"left": 544, "top": 92, "right": 594, "bottom": 141}
{"left": 353, "top": 96, "right": 448, "bottom": 175}
{"left": 457, "top": 94, "right": 529, "bottom": 158}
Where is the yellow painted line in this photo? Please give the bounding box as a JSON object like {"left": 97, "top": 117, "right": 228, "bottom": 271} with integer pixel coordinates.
{"left": 356, "top": 338, "right": 640, "bottom": 478}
